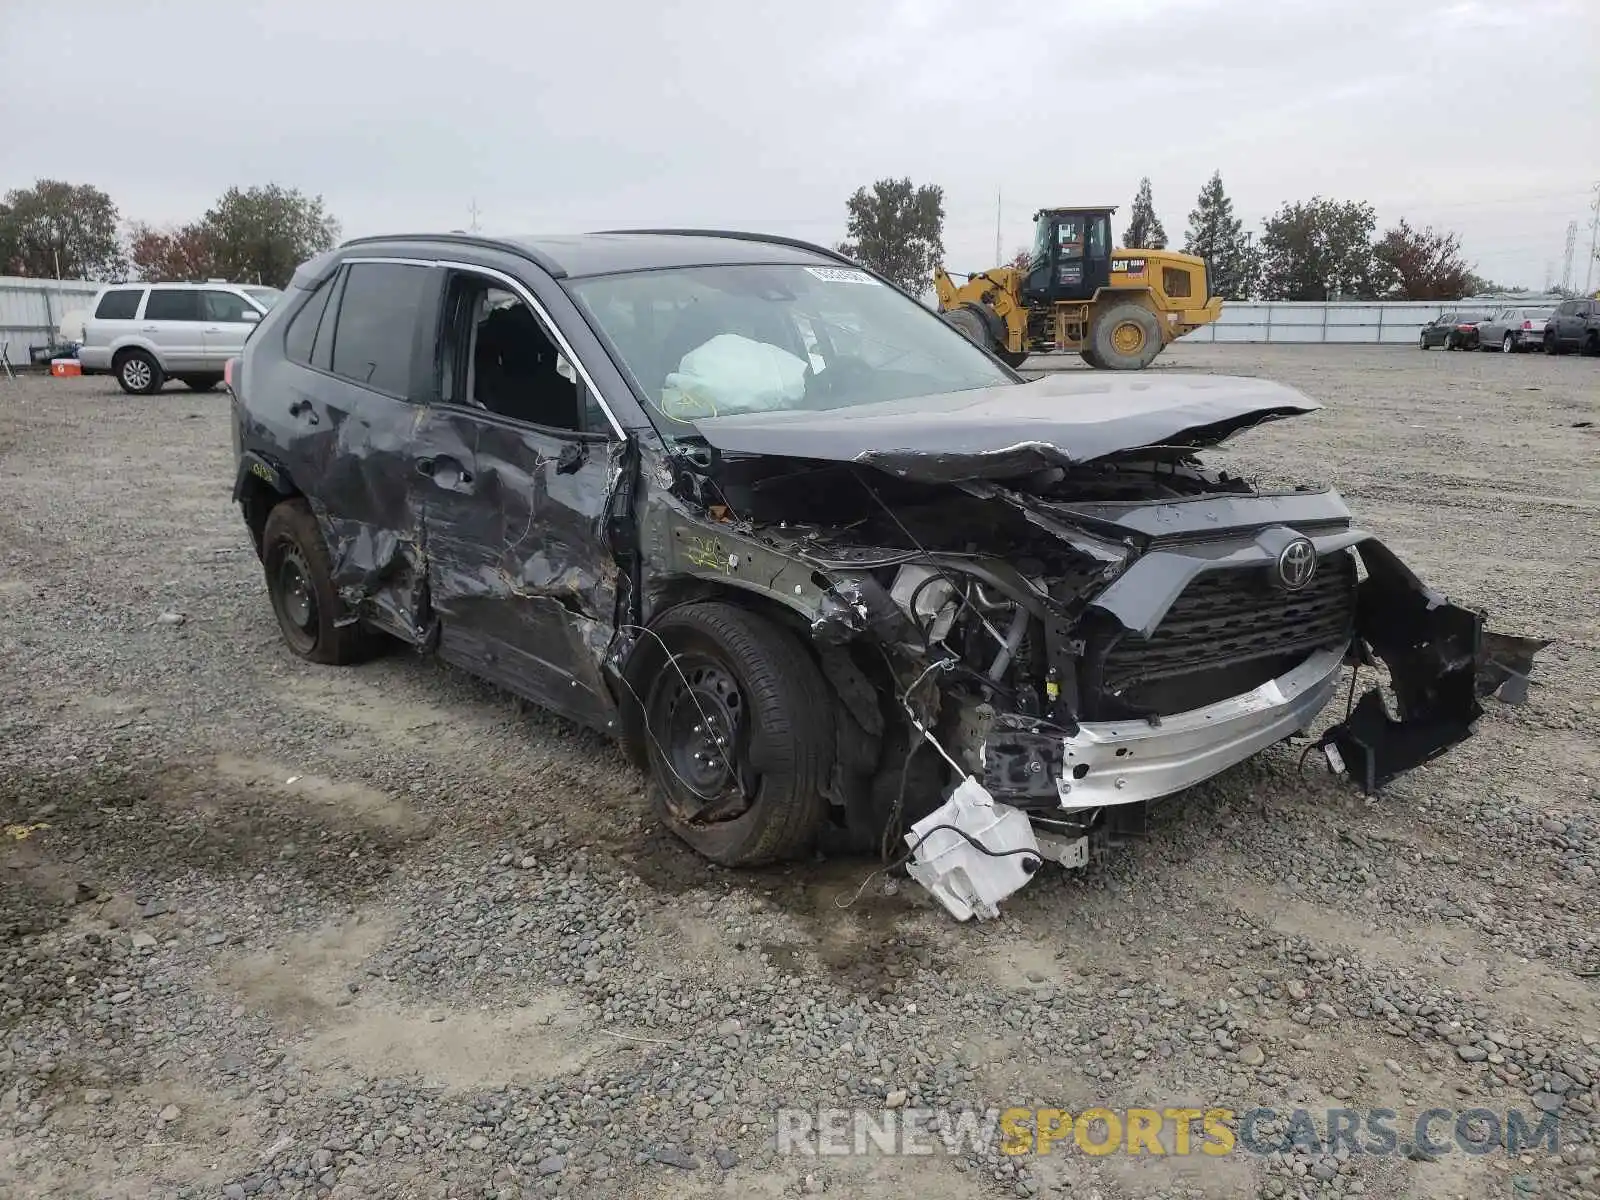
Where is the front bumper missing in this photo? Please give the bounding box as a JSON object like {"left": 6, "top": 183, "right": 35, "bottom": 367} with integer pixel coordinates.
{"left": 913, "top": 538, "right": 1544, "bottom": 922}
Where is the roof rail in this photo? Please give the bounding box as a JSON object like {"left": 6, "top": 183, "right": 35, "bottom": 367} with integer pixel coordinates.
{"left": 337, "top": 232, "right": 566, "bottom": 278}
{"left": 590, "top": 227, "right": 862, "bottom": 271}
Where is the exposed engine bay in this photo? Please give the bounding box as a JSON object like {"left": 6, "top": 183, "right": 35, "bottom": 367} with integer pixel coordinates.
{"left": 636, "top": 376, "right": 1545, "bottom": 921}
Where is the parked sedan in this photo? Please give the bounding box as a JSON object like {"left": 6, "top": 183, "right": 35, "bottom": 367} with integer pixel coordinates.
{"left": 1418, "top": 311, "right": 1491, "bottom": 350}
{"left": 1475, "top": 307, "right": 1554, "bottom": 354}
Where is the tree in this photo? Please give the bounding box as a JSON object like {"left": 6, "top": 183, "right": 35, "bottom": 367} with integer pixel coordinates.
{"left": 836, "top": 178, "right": 945, "bottom": 295}
{"left": 1182, "top": 171, "right": 1258, "bottom": 299}
{"left": 196, "top": 184, "right": 340, "bottom": 288}
{"left": 1121, "top": 178, "right": 1167, "bottom": 250}
{"left": 0, "top": 201, "right": 17, "bottom": 274}
{"left": 1372, "top": 220, "right": 1475, "bottom": 300}
{"left": 1007, "top": 246, "right": 1032, "bottom": 272}
{"left": 0, "top": 180, "right": 126, "bottom": 279}
{"left": 129, "top": 222, "right": 220, "bottom": 281}
{"left": 1258, "top": 197, "right": 1379, "bottom": 301}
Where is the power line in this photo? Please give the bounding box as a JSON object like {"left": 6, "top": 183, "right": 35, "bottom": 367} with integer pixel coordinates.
{"left": 1587, "top": 183, "right": 1600, "bottom": 295}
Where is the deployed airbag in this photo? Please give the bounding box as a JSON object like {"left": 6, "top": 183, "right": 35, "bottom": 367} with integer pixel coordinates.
{"left": 659, "top": 334, "right": 808, "bottom": 422}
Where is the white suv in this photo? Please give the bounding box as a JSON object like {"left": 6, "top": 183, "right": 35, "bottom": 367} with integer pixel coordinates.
{"left": 78, "top": 281, "right": 282, "bottom": 394}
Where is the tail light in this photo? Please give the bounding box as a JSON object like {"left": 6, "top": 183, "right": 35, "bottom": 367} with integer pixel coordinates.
{"left": 224, "top": 357, "right": 237, "bottom": 391}
{"left": 1522, "top": 321, "right": 1532, "bottom": 330}
{"left": 1456, "top": 324, "right": 1474, "bottom": 332}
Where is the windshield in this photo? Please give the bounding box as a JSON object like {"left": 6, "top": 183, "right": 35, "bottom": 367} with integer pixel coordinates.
{"left": 566, "top": 263, "right": 1014, "bottom": 433}
{"left": 245, "top": 287, "right": 283, "bottom": 310}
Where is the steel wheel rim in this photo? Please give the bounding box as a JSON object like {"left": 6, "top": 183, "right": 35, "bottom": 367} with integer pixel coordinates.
{"left": 275, "top": 544, "right": 317, "bottom": 645}
{"left": 1111, "top": 321, "right": 1146, "bottom": 355}
{"left": 123, "top": 359, "right": 151, "bottom": 389}
{"left": 653, "top": 653, "right": 749, "bottom": 819}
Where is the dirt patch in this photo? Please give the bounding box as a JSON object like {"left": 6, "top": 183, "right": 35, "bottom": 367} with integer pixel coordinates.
{"left": 0, "top": 758, "right": 415, "bottom": 947}
{"left": 211, "top": 753, "right": 425, "bottom": 835}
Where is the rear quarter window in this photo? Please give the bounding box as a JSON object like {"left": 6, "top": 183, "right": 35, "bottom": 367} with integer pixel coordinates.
{"left": 282, "top": 280, "right": 334, "bottom": 367}
{"left": 95, "top": 289, "right": 144, "bottom": 320}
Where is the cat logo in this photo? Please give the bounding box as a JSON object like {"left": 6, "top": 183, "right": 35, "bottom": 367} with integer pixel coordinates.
{"left": 1110, "top": 258, "right": 1147, "bottom": 274}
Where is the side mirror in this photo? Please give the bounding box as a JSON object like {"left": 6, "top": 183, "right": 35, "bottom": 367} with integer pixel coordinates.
{"left": 242, "top": 310, "right": 261, "bottom": 323}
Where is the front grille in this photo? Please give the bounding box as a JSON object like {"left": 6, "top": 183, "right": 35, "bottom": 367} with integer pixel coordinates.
{"left": 1085, "top": 552, "right": 1356, "bottom": 719}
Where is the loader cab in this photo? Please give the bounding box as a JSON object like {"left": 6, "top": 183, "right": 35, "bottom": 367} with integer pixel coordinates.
{"left": 1023, "top": 207, "right": 1115, "bottom": 305}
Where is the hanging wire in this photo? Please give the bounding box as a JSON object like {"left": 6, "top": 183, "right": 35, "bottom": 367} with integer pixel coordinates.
{"left": 613, "top": 622, "right": 743, "bottom": 805}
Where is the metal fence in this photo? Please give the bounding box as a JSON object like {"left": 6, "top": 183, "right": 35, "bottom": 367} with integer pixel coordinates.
{"left": 0, "top": 275, "right": 103, "bottom": 366}
{"left": 1183, "top": 298, "right": 1556, "bottom": 344}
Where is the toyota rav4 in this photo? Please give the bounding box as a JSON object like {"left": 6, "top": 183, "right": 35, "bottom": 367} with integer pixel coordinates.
{"left": 227, "top": 230, "right": 1542, "bottom": 916}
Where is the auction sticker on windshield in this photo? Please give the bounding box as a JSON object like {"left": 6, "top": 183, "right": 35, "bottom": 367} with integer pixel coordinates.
{"left": 805, "top": 266, "right": 880, "bottom": 284}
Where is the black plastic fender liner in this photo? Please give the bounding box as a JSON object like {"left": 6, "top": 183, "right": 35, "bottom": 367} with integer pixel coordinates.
{"left": 232, "top": 450, "right": 295, "bottom": 502}
{"left": 1319, "top": 539, "right": 1546, "bottom": 793}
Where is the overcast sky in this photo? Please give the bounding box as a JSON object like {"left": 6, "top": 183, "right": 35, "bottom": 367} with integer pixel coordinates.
{"left": 4, "top": 0, "right": 1596, "bottom": 289}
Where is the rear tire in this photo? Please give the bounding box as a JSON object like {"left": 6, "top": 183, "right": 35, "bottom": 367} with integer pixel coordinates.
{"left": 261, "top": 499, "right": 369, "bottom": 665}
{"left": 114, "top": 350, "right": 163, "bottom": 395}
{"left": 1088, "top": 302, "right": 1163, "bottom": 370}
{"left": 1502, "top": 333, "right": 1515, "bottom": 354}
{"left": 637, "top": 602, "right": 833, "bottom": 867}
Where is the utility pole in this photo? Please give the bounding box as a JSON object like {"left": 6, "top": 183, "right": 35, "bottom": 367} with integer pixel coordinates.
{"left": 1561, "top": 221, "right": 1577, "bottom": 292}
{"left": 1587, "top": 183, "right": 1600, "bottom": 296}
{"left": 468, "top": 199, "right": 482, "bottom": 234}
{"left": 994, "top": 188, "right": 1002, "bottom": 265}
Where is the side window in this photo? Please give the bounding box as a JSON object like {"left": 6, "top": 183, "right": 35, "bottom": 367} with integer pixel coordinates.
{"left": 1087, "top": 216, "right": 1109, "bottom": 257}
{"left": 143, "top": 290, "right": 203, "bottom": 321}
{"left": 282, "top": 278, "right": 334, "bottom": 366}
{"left": 201, "top": 291, "right": 254, "bottom": 322}
{"left": 438, "top": 271, "right": 592, "bottom": 434}
{"left": 328, "top": 262, "right": 430, "bottom": 395}
{"left": 95, "top": 288, "right": 144, "bottom": 320}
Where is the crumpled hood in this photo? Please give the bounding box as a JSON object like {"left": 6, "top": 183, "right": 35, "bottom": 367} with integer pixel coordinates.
{"left": 690, "top": 372, "right": 1320, "bottom": 482}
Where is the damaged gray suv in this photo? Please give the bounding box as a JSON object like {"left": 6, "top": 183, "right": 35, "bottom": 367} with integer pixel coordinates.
{"left": 229, "top": 230, "right": 1541, "bottom": 913}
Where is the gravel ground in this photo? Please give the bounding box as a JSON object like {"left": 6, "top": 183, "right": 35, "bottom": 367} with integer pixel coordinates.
{"left": 1, "top": 344, "right": 1597, "bottom": 1200}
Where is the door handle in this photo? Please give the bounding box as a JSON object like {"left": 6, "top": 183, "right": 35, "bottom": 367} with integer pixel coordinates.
{"left": 204, "top": 326, "right": 221, "bottom": 333}
{"left": 141, "top": 326, "right": 157, "bottom": 332}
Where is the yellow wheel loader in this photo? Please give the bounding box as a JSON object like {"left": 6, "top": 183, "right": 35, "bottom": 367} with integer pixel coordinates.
{"left": 933, "top": 206, "right": 1223, "bottom": 370}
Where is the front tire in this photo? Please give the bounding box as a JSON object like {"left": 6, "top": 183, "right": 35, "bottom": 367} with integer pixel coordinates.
{"left": 638, "top": 602, "right": 833, "bottom": 867}
{"left": 261, "top": 499, "right": 369, "bottom": 665}
{"left": 114, "top": 350, "right": 163, "bottom": 395}
{"left": 1544, "top": 333, "right": 1558, "bottom": 355}
{"left": 1089, "top": 303, "right": 1163, "bottom": 369}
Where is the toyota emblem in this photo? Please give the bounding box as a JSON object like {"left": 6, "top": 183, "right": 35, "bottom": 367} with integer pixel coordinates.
{"left": 1276, "top": 538, "right": 1318, "bottom": 591}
